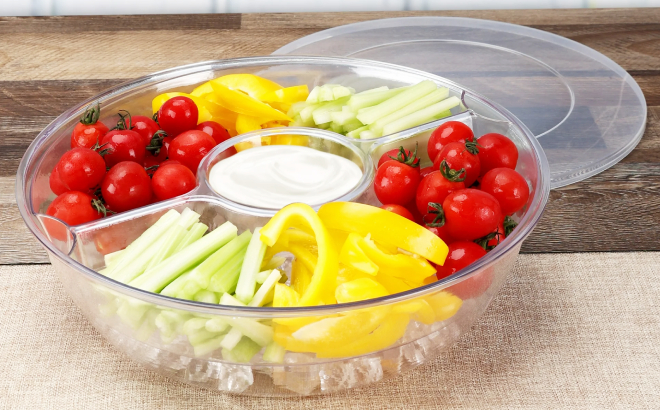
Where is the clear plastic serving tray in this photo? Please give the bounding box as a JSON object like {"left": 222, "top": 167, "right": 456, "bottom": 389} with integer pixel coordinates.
{"left": 16, "top": 56, "right": 550, "bottom": 396}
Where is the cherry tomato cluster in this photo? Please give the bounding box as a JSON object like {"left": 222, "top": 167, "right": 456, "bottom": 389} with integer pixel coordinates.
{"left": 376, "top": 121, "right": 530, "bottom": 298}
{"left": 47, "top": 98, "right": 232, "bottom": 227}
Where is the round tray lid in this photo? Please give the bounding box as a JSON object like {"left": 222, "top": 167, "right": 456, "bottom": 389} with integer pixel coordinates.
{"left": 273, "top": 17, "right": 647, "bottom": 189}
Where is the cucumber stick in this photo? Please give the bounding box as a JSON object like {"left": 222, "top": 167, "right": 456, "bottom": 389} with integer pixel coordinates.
{"left": 234, "top": 227, "right": 267, "bottom": 304}
{"left": 263, "top": 341, "right": 286, "bottom": 363}
{"left": 207, "top": 249, "right": 247, "bottom": 294}
{"left": 190, "top": 230, "right": 252, "bottom": 289}
{"left": 222, "top": 336, "right": 262, "bottom": 363}
{"left": 370, "top": 87, "right": 449, "bottom": 133}
{"left": 145, "top": 208, "right": 200, "bottom": 271}
{"left": 357, "top": 80, "right": 437, "bottom": 125}
{"left": 348, "top": 87, "right": 408, "bottom": 112}
{"left": 174, "top": 222, "right": 208, "bottom": 253}
{"left": 129, "top": 221, "right": 238, "bottom": 293}
{"left": 248, "top": 269, "right": 282, "bottom": 307}
{"left": 382, "top": 96, "right": 461, "bottom": 135}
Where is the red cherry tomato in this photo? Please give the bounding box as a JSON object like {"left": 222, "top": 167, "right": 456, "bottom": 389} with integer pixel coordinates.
{"left": 49, "top": 166, "right": 69, "bottom": 196}
{"left": 151, "top": 164, "right": 197, "bottom": 201}
{"left": 435, "top": 242, "right": 493, "bottom": 299}
{"left": 380, "top": 204, "right": 415, "bottom": 222}
{"left": 126, "top": 115, "right": 160, "bottom": 146}
{"left": 443, "top": 189, "right": 502, "bottom": 241}
{"left": 168, "top": 130, "right": 217, "bottom": 173}
{"left": 159, "top": 159, "right": 181, "bottom": 167}
{"left": 415, "top": 169, "right": 465, "bottom": 216}
{"left": 46, "top": 191, "right": 102, "bottom": 226}
{"left": 55, "top": 147, "right": 106, "bottom": 193}
{"left": 71, "top": 122, "right": 109, "bottom": 149}
{"left": 477, "top": 133, "right": 518, "bottom": 175}
{"left": 377, "top": 148, "right": 420, "bottom": 170}
{"left": 486, "top": 220, "right": 506, "bottom": 249}
{"left": 433, "top": 141, "right": 481, "bottom": 187}
{"left": 196, "top": 121, "right": 231, "bottom": 145}
{"left": 101, "top": 129, "right": 146, "bottom": 167}
{"left": 101, "top": 161, "right": 152, "bottom": 212}
{"left": 374, "top": 159, "right": 421, "bottom": 206}
{"left": 425, "top": 224, "right": 455, "bottom": 245}
{"left": 420, "top": 166, "right": 434, "bottom": 178}
{"left": 480, "top": 168, "right": 530, "bottom": 216}
{"left": 427, "top": 121, "right": 474, "bottom": 164}
{"left": 157, "top": 96, "right": 198, "bottom": 137}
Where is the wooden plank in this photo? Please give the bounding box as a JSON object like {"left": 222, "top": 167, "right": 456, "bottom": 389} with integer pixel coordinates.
{"left": 0, "top": 14, "right": 241, "bottom": 33}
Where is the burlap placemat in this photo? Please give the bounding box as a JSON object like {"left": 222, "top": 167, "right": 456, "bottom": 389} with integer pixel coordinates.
{"left": 1, "top": 252, "right": 658, "bottom": 409}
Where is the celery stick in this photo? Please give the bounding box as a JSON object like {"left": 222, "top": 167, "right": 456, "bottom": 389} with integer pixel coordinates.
{"left": 193, "top": 290, "right": 219, "bottom": 304}
{"left": 160, "top": 269, "right": 194, "bottom": 298}
{"left": 291, "top": 114, "right": 314, "bottom": 128}
{"left": 189, "top": 230, "right": 251, "bottom": 289}
{"left": 306, "top": 86, "right": 320, "bottom": 103}
{"left": 220, "top": 292, "right": 246, "bottom": 306}
{"left": 234, "top": 227, "right": 267, "bottom": 304}
{"left": 183, "top": 317, "right": 209, "bottom": 335}
{"left": 110, "top": 230, "right": 173, "bottom": 283}
{"left": 174, "top": 222, "right": 208, "bottom": 253}
{"left": 263, "top": 342, "right": 286, "bottom": 363}
{"left": 135, "top": 309, "right": 159, "bottom": 342}
{"left": 104, "top": 249, "right": 124, "bottom": 269}
{"left": 332, "top": 85, "right": 353, "bottom": 100}
{"left": 287, "top": 101, "right": 309, "bottom": 117}
{"left": 330, "top": 122, "right": 343, "bottom": 134}
{"left": 255, "top": 270, "right": 272, "bottom": 284}
{"left": 249, "top": 270, "right": 282, "bottom": 307}
{"left": 220, "top": 328, "right": 244, "bottom": 350}
{"left": 223, "top": 317, "right": 273, "bottom": 347}
{"left": 117, "top": 300, "right": 151, "bottom": 330}
{"left": 370, "top": 88, "right": 449, "bottom": 133}
{"left": 188, "top": 328, "right": 220, "bottom": 346}
{"left": 312, "top": 97, "right": 350, "bottom": 125}
{"left": 105, "top": 209, "right": 180, "bottom": 280}
{"left": 357, "top": 80, "right": 437, "bottom": 125}
{"left": 207, "top": 249, "right": 247, "bottom": 294}
{"left": 194, "top": 334, "right": 226, "bottom": 357}
{"left": 319, "top": 85, "right": 336, "bottom": 102}
{"left": 222, "top": 337, "right": 262, "bottom": 363}
{"left": 155, "top": 311, "right": 183, "bottom": 342}
{"left": 359, "top": 129, "right": 381, "bottom": 140}
{"left": 206, "top": 317, "right": 230, "bottom": 333}
{"left": 382, "top": 96, "right": 461, "bottom": 135}
{"left": 129, "top": 222, "right": 238, "bottom": 293}
{"left": 145, "top": 222, "right": 189, "bottom": 271}
{"left": 346, "top": 125, "right": 369, "bottom": 139}
{"left": 330, "top": 110, "right": 357, "bottom": 126}
{"left": 343, "top": 119, "right": 364, "bottom": 133}
{"left": 299, "top": 103, "right": 320, "bottom": 123}
{"left": 347, "top": 87, "right": 408, "bottom": 112}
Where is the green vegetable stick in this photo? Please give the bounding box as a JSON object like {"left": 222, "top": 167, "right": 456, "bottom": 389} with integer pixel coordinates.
{"left": 193, "top": 334, "right": 227, "bottom": 357}
{"left": 206, "top": 250, "right": 246, "bottom": 294}
{"left": 220, "top": 328, "right": 244, "bottom": 350}
{"left": 206, "top": 317, "right": 230, "bottom": 333}
{"left": 105, "top": 209, "right": 181, "bottom": 280}
{"left": 382, "top": 96, "right": 461, "bottom": 135}
{"left": 192, "top": 290, "right": 220, "bottom": 304}
{"left": 234, "top": 227, "right": 267, "bottom": 304}
{"left": 129, "top": 222, "right": 238, "bottom": 293}
{"left": 357, "top": 80, "right": 437, "bottom": 125}
{"left": 190, "top": 230, "right": 252, "bottom": 289}
{"left": 263, "top": 341, "right": 286, "bottom": 363}
{"left": 173, "top": 222, "right": 208, "bottom": 253}
{"left": 249, "top": 269, "right": 282, "bottom": 307}
{"left": 103, "top": 249, "right": 124, "bottom": 269}
{"left": 347, "top": 87, "right": 407, "bottom": 112}
{"left": 370, "top": 88, "right": 449, "bottom": 133}
{"left": 222, "top": 336, "right": 262, "bottom": 363}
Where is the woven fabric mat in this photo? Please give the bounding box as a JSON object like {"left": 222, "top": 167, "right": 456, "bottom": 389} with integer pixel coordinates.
{"left": 1, "top": 252, "right": 659, "bottom": 409}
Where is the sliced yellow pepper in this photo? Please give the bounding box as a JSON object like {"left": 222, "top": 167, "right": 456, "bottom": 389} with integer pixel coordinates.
{"left": 210, "top": 82, "right": 292, "bottom": 122}
{"left": 335, "top": 278, "right": 388, "bottom": 304}
{"left": 290, "top": 259, "right": 313, "bottom": 296}
{"left": 273, "top": 283, "right": 300, "bottom": 308}
{"left": 425, "top": 291, "right": 462, "bottom": 321}
{"left": 339, "top": 233, "right": 379, "bottom": 276}
{"left": 315, "top": 313, "right": 410, "bottom": 359}
{"left": 375, "top": 273, "right": 419, "bottom": 295}
{"left": 318, "top": 202, "right": 449, "bottom": 266}
{"left": 211, "top": 74, "right": 282, "bottom": 100}
{"left": 271, "top": 134, "right": 309, "bottom": 147}
{"left": 360, "top": 236, "right": 436, "bottom": 282}
{"left": 260, "top": 203, "right": 338, "bottom": 306}
{"left": 260, "top": 85, "right": 309, "bottom": 103}
{"left": 235, "top": 114, "right": 263, "bottom": 135}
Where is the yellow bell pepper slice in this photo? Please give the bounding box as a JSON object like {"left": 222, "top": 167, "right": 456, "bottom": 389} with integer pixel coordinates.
{"left": 335, "top": 278, "right": 388, "bottom": 304}
{"left": 315, "top": 313, "right": 410, "bottom": 359}
{"left": 360, "top": 236, "right": 436, "bottom": 282}
{"left": 393, "top": 299, "right": 436, "bottom": 325}
{"left": 290, "top": 259, "right": 313, "bottom": 296}
{"left": 236, "top": 114, "right": 263, "bottom": 135}
{"left": 425, "top": 291, "right": 462, "bottom": 321}
{"left": 210, "top": 82, "right": 292, "bottom": 122}
{"left": 260, "top": 203, "right": 338, "bottom": 306}
{"left": 318, "top": 202, "right": 448, "bottom": 266}
{"left": 260, "top": 85, "right": 309, "bottom": 103}
{"left": 273, "top": 283, "right": 299, "bottom": 307}
{"left": 339, "top": 233, "right": 379, "bottom": 276}
{"left": 336, "top": 265, "right": 372, "bottom": 287}
{"left": 212, "top": 74, "right": 282, "bottom": 100}
{"left": 375, "top": 273, "right": 419, "bottom": 295}
{"left": 191, "top": 82, "right": 214, "bottom": 98}
{"left": 271, "top": 134, "right": 309, "bottom": 147}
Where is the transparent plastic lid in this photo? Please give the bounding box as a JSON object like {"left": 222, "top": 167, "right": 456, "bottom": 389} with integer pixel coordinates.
{"left": 273, "top": 17, "right": 647, "bottom": 188}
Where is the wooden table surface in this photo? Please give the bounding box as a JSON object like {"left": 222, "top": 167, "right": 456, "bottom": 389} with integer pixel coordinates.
{"left": 1, "top": 8, "right": 659, "bottom": 265}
